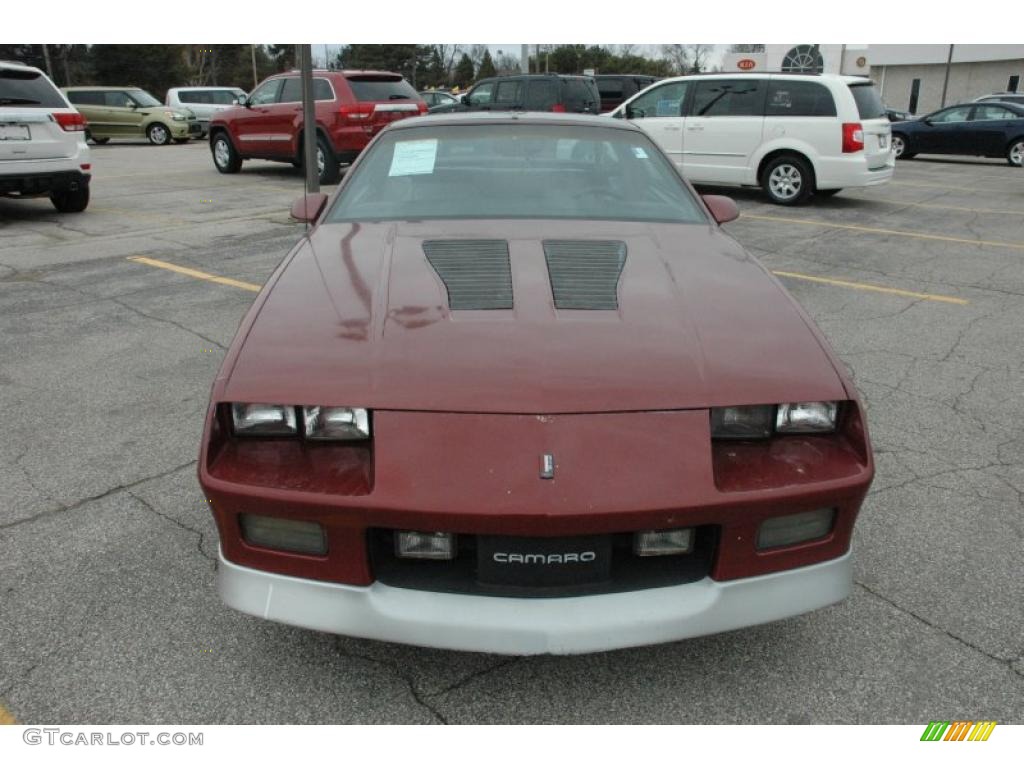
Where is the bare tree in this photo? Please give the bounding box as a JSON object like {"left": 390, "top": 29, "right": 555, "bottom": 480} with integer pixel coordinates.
{"left": 687, "top": 44, "right": 713, "bottom": 73}
{"left": 468, "top": 44, "right": 489, "bottom": 69}
{"left": 615, "top": 43, "right": 637, "bottom": 58}
{"left": 660, "top": 44, "right": 690, "bottom": 75}
{"left": 728, "top": 44, "right": 765, "bottom": 54}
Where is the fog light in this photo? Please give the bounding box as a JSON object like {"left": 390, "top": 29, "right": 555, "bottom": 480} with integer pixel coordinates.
{"left": 240, "top": 514, "right": 327, "bottom": 555}
{"left": 634, "top": 528, "right": 694, "bottom": 557}
{"left": 396, "top": 531, "right": 456, "bottom": 560}
{"left": 757, "top": 509, "right": 835, "bottom": 550}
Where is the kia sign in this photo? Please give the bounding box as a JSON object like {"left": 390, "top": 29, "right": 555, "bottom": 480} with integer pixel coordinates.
{"left": 737, "top": 58, "right": 757, "bottom": 70}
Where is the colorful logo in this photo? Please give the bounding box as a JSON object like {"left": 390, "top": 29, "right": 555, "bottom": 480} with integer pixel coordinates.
{"left": 920, "top": 721, "right": 997, "bottom": 742}
{"left": 737, "top": 59, "right": 757, "bottom": 71}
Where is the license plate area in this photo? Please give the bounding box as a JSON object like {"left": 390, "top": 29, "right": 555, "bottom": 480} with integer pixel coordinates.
{"left": 878, "top": 134, "right": 887, "bottom": 148}
{"left": 0, "top": 124, "right": 31, "bottom": 141}
{"left": 477, "top": 534, "right": 611, "bottom": 588}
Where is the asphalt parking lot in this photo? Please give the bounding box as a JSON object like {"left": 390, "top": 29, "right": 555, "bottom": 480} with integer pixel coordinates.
{"left": 1, "top": 138, "right": 1022, "bottom": 724}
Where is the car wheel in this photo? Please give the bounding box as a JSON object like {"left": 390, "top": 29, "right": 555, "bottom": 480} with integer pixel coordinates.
{"left": 317, "top": 134, "right": 341, "bottom": 185}
{"left": 762, "top": 155, "right": 813, "bottom": 206}
{"left": 211, "top": 133, "right": 242, "bottom": 174}
{"left": 817, "top": 188, "right": 842, "bottom": 198}
{"left": 50, "top": 186, "right": 90, "bottom": 213}
{"left": 147, "top": 123, "right": 171, "bottom": 146}
{"left": 1008, "top": 138, "right": 1024, "bottom": 167}
{"left": 891, "top": 134, "right": 914, "bottom": 159}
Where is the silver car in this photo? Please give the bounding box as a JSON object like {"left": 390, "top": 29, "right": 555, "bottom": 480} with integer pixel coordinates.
{"left": 165, "top": 86, "right": 246, "bottom": 136}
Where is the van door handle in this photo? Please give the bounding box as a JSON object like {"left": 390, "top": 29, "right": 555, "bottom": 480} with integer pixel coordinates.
{"left": 687, "top": 125, "right": 704, "bottom": 131}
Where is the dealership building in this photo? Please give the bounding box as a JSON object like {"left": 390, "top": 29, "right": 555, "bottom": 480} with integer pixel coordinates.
{"left": 868, "top": 45, "right": 1024, "bottom": 115}
{"left": 721, "top": 44, "right": 1024, "bottom": 115}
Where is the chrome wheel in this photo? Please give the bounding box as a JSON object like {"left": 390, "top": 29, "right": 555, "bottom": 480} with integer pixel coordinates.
{"left": 768, "top": 163, "right": 803, "bottom": 201}
{"left": 892, "top": 135, "right": 905, "bottom": 158}
{"left": 316, "top": 146, "right": 325, "bottom": 177}
{"left": 148, "top": 124, "right": 169, "bottom": 145}
{"left": 214, "top": 138, "right": 230, "bottom": 169}
{"left": 1010, "top": 140, "right": 1024, "bottom": 167}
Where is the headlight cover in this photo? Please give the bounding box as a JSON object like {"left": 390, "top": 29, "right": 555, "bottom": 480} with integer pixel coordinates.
{"left": 231, "top": 403, "right": 297, "bottom": 436}
{"left": 710, "top": 405, "right": 774, "bottom": 439}
{"left": 775, "top": 402, "right": 838, "bottom": 434}
{"left": 303, "top": 406, "right": 371, "bottom": 441}
{"left": 164, "top": 110, "right": 188, "bottom": 121}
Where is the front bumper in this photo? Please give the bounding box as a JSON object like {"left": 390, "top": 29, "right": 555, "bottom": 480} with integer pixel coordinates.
{"left": 218, "top": 547, "right": 852, "bottom": 655}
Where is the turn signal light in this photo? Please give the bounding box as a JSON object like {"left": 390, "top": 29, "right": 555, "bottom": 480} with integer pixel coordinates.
{"left": 240, "top": 514, "right": 327, "bottom": 555}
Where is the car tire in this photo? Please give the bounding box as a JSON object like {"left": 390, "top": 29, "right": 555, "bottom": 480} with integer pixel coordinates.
{"left": 817, "top": 188, "right": 842, "bottom": 198}
{"left": 147, "top": 123, "right": 171, "bottom": 146}
{"left": 892, "top": 133, "right": 914, "bottom": 159}
{"left": 1007, "top": 138, "right": 1024, "bottom": 167}
{"left": 762, "top": 154, "right": 813, "bottom": 206}
{"left": 211, "top": 133, "right": 242, "bottom": 174}
{"left": 50, "top": 186, "right": 89, "bottom": 213}
{"left": 316, "top": 134, "right": 341, "bottom": 185}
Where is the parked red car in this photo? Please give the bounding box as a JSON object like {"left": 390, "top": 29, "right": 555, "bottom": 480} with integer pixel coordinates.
{"left": 200, "top": 113, "right": 874, "bottom": 655}
{"left": 208, "top": 69, "right": 426, "bottom": 183}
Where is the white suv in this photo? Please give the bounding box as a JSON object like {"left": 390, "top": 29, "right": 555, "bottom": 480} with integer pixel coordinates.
{"left": 611, "top": 73, "right": 894, "bottom": 205}
{"left": 1, "top": 61, "right": 91, "bottom": 212}
{"left": 166, "top": 86, "right": 246, "bottom": 137}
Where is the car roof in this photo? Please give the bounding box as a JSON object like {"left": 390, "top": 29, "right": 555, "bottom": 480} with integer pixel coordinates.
{"left": 0, "top": 60, "right": 41, "bottom": 72}
{"left": 63, "top": 85, "right": 144, "bottom": 90}
{"left": 389, "top": 110, "right": 641, "bottom": 131}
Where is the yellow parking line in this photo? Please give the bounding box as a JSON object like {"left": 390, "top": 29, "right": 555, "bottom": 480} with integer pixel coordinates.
{"left": 745, "top": 213, "right": 1024, "bottom": 251}
{"left": 127, "top": 256, "right": 262, "bottom": 292}
{"left": 771, "top": 270, "right": 968, "bottom": 305}
{"left": 841, "top": 195, "right": 1024, "bottom": 217}
{"left": 0, "top": 702, "right": 16, "bottom": 725}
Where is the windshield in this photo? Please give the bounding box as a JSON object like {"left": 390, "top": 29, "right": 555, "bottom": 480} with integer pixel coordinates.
{"left": 327, "top": 124, "right": 706, "bottom": 224}
{"left": 848, "top": 82, "right": 885, "bottom": 119}
{"left": 0, "top": 68, "right": 66, "bottom": 108}
{"left": 127, "top": 89, "right": 161, "bottom": 107}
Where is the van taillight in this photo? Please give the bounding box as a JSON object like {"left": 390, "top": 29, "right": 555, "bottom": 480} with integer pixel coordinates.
{"left": 53, "top": 112, "right": 87, "bottom": 132}
{"left": 842, "top": 122, "right": 864, "bottom": 153}
{"left": 551, "top": 103, "right": 567, "bottom": 113}
{"left": 339, "top": 103, "right": 372, "bottom": 122}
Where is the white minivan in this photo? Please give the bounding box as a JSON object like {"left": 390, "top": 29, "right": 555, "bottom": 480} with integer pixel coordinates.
{"left": 165, "top": 86, "right": 246, "bottom": 136}
{"left": 610, "top": 73, "right": 894, "bottom": 205}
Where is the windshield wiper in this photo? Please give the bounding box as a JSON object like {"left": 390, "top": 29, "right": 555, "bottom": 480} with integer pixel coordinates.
{"left": 0, "top": 98, "right": 41, "bottom": 105}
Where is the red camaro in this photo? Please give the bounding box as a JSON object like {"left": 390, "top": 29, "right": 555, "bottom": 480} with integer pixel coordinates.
{"left": 199, "top": 112, "right": 874, "bottom": 655}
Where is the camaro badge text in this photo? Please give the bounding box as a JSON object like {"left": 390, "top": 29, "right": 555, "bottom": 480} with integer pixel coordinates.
{"left": 540, "top": 453, "right": 555, "bottom": 479}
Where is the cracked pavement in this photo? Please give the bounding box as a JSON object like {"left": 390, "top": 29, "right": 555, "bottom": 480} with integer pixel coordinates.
{"left": 1, "top": 143, "right": 1022, "bottom": 723}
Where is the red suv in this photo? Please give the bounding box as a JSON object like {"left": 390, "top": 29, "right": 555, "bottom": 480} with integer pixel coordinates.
{"left": 208, "top": 70, "right": 426, "bottom": 183}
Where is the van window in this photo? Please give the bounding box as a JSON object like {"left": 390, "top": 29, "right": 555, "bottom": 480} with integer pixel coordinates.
{"left": 692, "top": 79, "right": 765, "bottom": 117}
{"left": 179, "top": 90, "right": 210, "bottom": 104}
{"left": 525, "top": 80, "right": 557, "bottom": 110}
{"left": 66, "top": 90, "right": 103, "bottom": 106}
{"left": 766, "top": 81, "right": 836, "bottom": 117}
{"left": 598, "top": 79, "right": 624, "bottom": 100}
{"left": 563, "top": 78, "right": 598, "bottom": 111}
{"left": 627, "top": 81, "right": 688, "bottom": 118}
{"left": 467, "top": 82, "right": 494, "bottom": 106}
{"left": 848, "top": 82, "right": 885, "bottom": 119}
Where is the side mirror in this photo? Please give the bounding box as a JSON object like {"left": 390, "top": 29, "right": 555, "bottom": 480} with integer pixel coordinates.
{"left": 127, "top": 102, "right": 137, "bottom": 109}
{"left": 236, "top": 94, "right": 249, "bottom": 108}
{"left": 290, "top": 193, "right": 329, "bottom": 223}
{"left": 624, "top": 104, "right": 634, "bottom": 120}
{"left": 702, "top": 194, "right": 739, "bottom": 225}
{"left": 460, "top": 94, "right": 470, "bottom": 105}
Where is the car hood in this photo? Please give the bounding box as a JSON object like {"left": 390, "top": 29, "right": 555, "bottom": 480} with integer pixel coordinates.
{"left": 223, "top": 219, "right": 847, "bottom": 413}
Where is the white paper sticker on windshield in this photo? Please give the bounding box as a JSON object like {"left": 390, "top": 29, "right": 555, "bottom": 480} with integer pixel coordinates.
{"left": 389, "top": 139, "right": 438, "bottom": 177}
{"left": 632, "top": 146, "right": 649, "bottom": 159}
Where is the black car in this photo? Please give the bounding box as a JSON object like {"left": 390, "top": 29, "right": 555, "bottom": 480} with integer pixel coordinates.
{"left": 428, "top": 74, "right": 600, "bottom": 114}
{"left": 594, "top": 74, "right": 658, "bottom": 112}
{"left": 891, "top": 101, "right": 1024, "bottom": 166}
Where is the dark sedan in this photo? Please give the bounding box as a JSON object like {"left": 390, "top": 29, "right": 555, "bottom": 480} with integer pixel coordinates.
{"left": 891, "top": 101, "right": 1024, "bottom": 166}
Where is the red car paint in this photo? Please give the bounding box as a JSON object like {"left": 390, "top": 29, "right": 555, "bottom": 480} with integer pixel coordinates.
{"left": 209, "top": 69, "right": 426, "bottom": 166}
{"left": 199, "top": 114, "right": 873, "bottom": 594}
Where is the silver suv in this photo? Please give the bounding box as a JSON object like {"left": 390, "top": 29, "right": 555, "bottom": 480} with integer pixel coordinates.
{"left": 1, "top": 61, "right": 91, "bottom": 212}
{"left": 165, "top": 86, "right": 246, "bottom": 137}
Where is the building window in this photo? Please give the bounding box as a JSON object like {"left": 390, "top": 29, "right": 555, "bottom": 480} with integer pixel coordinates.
{"left": 781, "top": 45, "right": 824, "bottom": 74}
{"left": 909, "top": 78, "right": 921, "bottom": 114}
{"left": 1009, "top": 75, "right": 1021, "bottom": 93}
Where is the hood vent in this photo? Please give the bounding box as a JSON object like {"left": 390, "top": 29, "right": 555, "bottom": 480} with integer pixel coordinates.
{"left": 423, "top": 240, "right": 513, "bottom": 310}
{"left": 543, "top": 240, "right": 627, "bottom": 310}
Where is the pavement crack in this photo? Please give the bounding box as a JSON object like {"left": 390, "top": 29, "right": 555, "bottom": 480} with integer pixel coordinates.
{"left": 855, "top": 581, "right": 1022, "bottom": 678}
{"left": 421, "top": 658, "right": 523, "bottom": 698}
{"left": 124, "top": 488, "right": 215, "bottom": 569}
{"left": 0, "top": 459, "right": 198, "bottom": 532}
{"left": 331, "top": 641, "right": 449, "bottom": 724}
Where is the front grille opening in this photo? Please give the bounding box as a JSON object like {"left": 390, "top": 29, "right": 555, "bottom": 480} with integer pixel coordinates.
{"left": 369, "top": 526, "right": 717, "bottom": 598}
